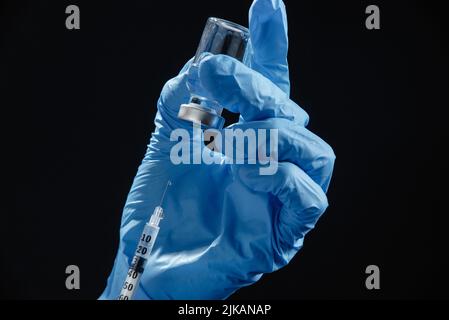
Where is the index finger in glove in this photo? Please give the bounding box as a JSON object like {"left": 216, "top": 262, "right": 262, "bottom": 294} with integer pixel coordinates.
{"left": 197, "top": 54, "right": 309, "bottom": 126}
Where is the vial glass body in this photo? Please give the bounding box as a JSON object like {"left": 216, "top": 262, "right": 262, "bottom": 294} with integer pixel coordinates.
{"left": 178, "top": 17, "right": 250, "bottom": 128}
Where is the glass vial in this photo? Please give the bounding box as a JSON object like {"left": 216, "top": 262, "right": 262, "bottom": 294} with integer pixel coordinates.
{"left": 178, "top": 17, "right": 250, "bottom": 129}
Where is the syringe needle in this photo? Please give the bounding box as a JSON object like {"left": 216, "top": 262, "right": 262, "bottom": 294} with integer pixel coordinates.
{"left": 159, "top": 180, "right": 172, "bottom": 207}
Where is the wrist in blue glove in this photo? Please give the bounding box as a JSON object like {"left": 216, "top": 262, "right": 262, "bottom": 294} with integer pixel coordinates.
{"left": 100, "top": 0, "right": 335, "bottom": 300}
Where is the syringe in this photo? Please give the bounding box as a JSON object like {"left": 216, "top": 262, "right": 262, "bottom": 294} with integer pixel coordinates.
{"left": 118, "top": 180, "right": 172, "bottom": 300}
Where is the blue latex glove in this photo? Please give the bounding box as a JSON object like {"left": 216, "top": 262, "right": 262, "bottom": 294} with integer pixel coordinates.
{"left": 100, "top": 0, "right": 335, "bottom": 300}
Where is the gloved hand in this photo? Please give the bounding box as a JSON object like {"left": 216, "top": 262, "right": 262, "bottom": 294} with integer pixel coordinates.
{"left": 100, "top": 0, "right": 335, "bottom": 300}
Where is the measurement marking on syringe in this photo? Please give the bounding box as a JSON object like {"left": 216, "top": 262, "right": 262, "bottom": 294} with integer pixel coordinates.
{"left": 118, "top": 180, "right": 172, "bottom": 300}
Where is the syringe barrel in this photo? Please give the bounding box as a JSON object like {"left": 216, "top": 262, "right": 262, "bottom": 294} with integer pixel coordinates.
{"left": 118, "top": 221, "right": 160, "bottom": 300}
{"left": 135, "top": 222, "right": 160, "bottom": 259}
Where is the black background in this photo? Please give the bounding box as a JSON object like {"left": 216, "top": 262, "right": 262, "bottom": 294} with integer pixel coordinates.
{"left": 2, "top": 0, "right": 448, "bottom": 299}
